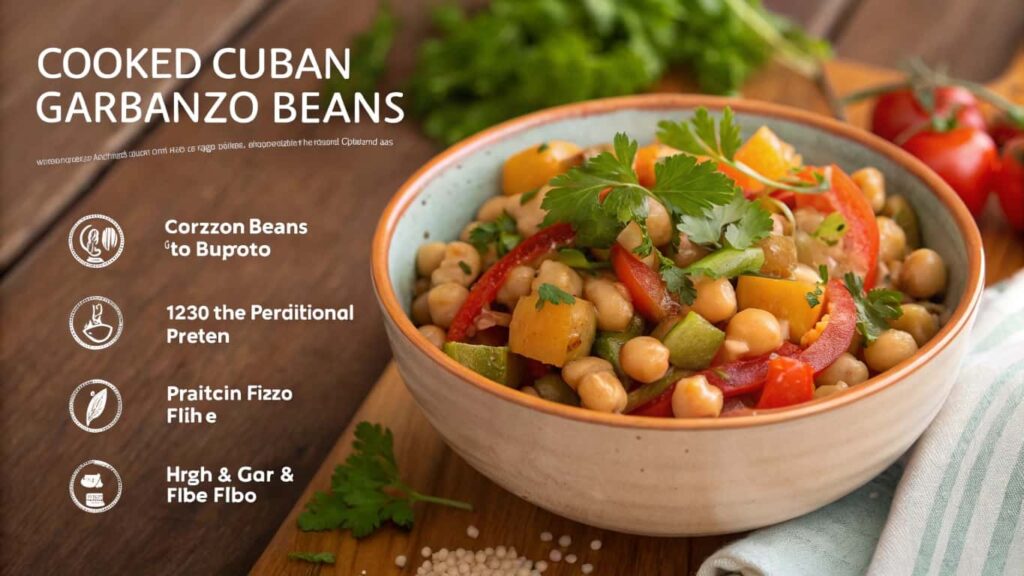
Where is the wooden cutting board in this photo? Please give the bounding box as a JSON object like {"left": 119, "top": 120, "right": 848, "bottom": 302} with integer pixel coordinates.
{"left": 250, "top": 55, "right": 1024, "bottom": 575}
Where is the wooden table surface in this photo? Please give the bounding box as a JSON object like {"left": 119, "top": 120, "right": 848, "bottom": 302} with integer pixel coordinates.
{"left": 0, "top": 1, "right": 1021, "bottom": 575}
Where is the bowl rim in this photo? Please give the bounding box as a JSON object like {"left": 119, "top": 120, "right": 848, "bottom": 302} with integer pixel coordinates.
{"left": 371, "top": 94, "right": 985, "bottom": 431}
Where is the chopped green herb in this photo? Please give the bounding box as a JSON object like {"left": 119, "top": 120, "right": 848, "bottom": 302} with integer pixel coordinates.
{"left": 843, "top": 272, "right": 904, "bottom": 344}
{"left": 819, "top": 264, "right": 829, "bottom": 282}
{"left": 805, "top": 285, "right": 823, "bottom": 307}
{"left": 519, "top": 188, "right": 540, "bottom": 205}
{"left": 556, "top": 248, "right": 610, "bottom": 271}
{"left": 536, "top": 283, "right": 577, "bottom": 309}
{"left": 657, "top": 108, "right": 830, "bottom": 194}
{"left": 458, "top": 261, "right": 472, "bottom": 275}
{"left": 537, "top": 143, "right": 550, "bottom": 153}
{"left": 287, "top": 552, "right": 336, "bottom": 565}
{"left": 298, "top": 422, "right": 472, "bottom": 538}
{"left": 658, "top": 254, "right": 697, "bottom": 305}
{"left": 677, "top": 190, "right": 773, "bottom": 250}
{"left": 813, "top": 212, "right": 847, "bottom": 246}
{"left": 468, "top": 212, "right": 521, "bottom": 256}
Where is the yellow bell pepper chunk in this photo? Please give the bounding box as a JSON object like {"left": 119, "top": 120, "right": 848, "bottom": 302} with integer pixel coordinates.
{"left": 736, "top": 275, "right": 823, "bottom": 343}
{"left": 501, "top": 141, "right": 581, "bottom": 196}
{"left": 509, "top": 294, "right": 596, "bottom": 367}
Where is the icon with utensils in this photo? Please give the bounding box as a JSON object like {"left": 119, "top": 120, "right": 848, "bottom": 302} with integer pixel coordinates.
{"left": 68, "top": 214, "right": 124, "bottom": 268}
{"left": 69, "top": 296, "right": 123, "bottom": 350}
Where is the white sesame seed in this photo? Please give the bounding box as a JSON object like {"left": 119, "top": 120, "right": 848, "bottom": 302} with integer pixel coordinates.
{"left": 548, "top": 549, "right": 562, "bottom": 562}
{"left": 467, "top": 525, "right": 480, "bottom": 539}
{"left": 396, "top": 555, "right": 408, "bottom": 568}
{"left": 540, "top": 531, "right": 553, "bottom": 542}
{"left": 590, "top": 539, "right": 603, "bottom": 551}
{"left": 422, "top": 547, "right": 433, "bottom": 558}
{"left": 558, "top": 534, "right": 572, "bottom": 548}
{"left": 565, "top": 554, "right": 577, "bottom": 564}
{"left": 582, "top": 563, "right": 595, "bottom": 574}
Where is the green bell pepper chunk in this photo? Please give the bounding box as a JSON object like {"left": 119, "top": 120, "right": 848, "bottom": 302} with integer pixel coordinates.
{"left": 443, "top": 342, "right": 522, "bottom": 387}
{"left": 533, "top": 374, "right": 581, "bottom": 406}
{"left": 661, "top": 311, "right": 725, "bottom": 370}
{"left": 593, "top": 315, "right": 644, "bottom": 381}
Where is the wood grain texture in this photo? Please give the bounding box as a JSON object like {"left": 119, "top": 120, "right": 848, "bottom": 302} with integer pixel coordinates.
{"left": 0, "top": 0, "right": 274, "bottom": 270}
{"left": 834, "top": 0, "right": 1024, "bottom": 82}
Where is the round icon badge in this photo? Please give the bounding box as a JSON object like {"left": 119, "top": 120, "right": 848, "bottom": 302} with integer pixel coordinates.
{"left": 69, "top": 214, "right": 124, "bottom": 268}
{"left": 69, "top": 296, "right": 123, "bottom": 350}
{"left": 69, "top": 379, "right": 122, "bottom": 433}
{"left": 70, "top": 460, "right": 123, "bottom": 513}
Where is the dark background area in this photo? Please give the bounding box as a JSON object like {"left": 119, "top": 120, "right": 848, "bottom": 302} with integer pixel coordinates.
{"left": 1, "top": 0, "right": 1021, "bottom": 574}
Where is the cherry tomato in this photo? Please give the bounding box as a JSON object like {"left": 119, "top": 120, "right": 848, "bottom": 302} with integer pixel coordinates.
{"left": 795, "top": 166, "right": 880, "bottom": 288}
{"left": 610, "top": 244, "right": 679, "bottom": 322}
{"left": 901, "top": 127, "right": 997, "bottom": 217}
{"left": 756, "top": 356, "right": 815, "bottom": 409}
{"left": 995, "top": 137, "right": 1024, "bottom": 231}
{"left": 871, "top": 87, "right": 986, "bottom": 143}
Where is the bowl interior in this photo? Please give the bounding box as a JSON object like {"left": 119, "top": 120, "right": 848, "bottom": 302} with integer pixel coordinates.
{"left": 388, "top": 105, "right": 968, "bottom": 317}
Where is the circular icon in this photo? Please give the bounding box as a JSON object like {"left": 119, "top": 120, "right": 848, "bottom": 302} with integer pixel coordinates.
{"left": 70, "top": 460, "right": 123, "bottom": 513}
{"left": 69, "top": 296, "right": 123, "bottom": 350}
{"left": 69, "top": 380, "right": 122, "bottom": 433}
{"left": 69, "top": 214, "right": 124, "bottom": 268}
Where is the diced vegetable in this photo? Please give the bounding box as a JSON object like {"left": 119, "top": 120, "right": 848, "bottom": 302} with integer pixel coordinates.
{"left": 501, "top": 141, "right": 580, "bottom": 196}
{"left": 719, "top": 126, "right": 801, "bottom": 193}
{"left": 508, "top": 294, "right": 597, "bottom": 367}
{"left": 610, "top": 244, "right": 680, "bottom": 322}
{"left": 532, "top": 374, "right": 581, "bottom": 406}
{"left": 684, "top": 247, "right": 765, "bottom": 279}
{"left": 661, "top": 312, "right": 725, "bottom": 370}
{"left": 593, "top": 316, "right": 644, "bottom": 382}
{"left": 443, "top": 342, "right": 523, "bottom": 386}
{"left": 736, "top": 275, "right": 823, "bottom": 342}
{"left": 795, "top": 280, "right": 857, "bottom": 373}
{"left": 756, "top": 356, "right": 815, "bottom": 409}
{"left": 448, "top": 223, "right": 575, "bottom": 342}
{"left": 625, "top": 368, "right": 679, "bottom": 415}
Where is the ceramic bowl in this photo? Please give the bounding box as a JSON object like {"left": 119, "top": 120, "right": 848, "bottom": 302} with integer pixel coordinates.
{"left": 371, "top": 95, "right": 984, "bottom": 535}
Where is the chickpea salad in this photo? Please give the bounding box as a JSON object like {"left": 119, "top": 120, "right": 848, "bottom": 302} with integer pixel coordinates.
{"left": 410, "top": 107, "right": 949, "bottom": 419}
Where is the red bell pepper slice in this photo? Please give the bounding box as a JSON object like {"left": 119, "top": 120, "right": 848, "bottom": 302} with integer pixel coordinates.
{"left": 610, "top": 243, "right": 680, "bottom": 323}
{"left": 446, "top": 223, "right": 575, "bottom": 342}
{"left": 756, "top": 356, "right": 815, "bottom": 409}
{"left": 795, "top": 279, "right": 857, "bottom": 373}
{"left": 795, "top": 165, "right": 880, "bottom": 288}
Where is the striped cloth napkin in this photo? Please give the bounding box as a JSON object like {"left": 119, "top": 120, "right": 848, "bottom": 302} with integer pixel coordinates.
{"left": 698, "top": 270, "right": 1024, "bottom": 576}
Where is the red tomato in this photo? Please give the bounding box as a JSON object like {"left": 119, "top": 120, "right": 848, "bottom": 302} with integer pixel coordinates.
{"left": 610, "top": 244, "right": 679, "bottom": 322}
{"left": 795, "top": 166, "right": 880, "bottom": 288}
{"left": 871, "top": 87, "right": 986, "bottom": 143}
{"left": 995, "top": 137, "right": 1024, "bottom": 230}
{"left": 756, "top": 356, "right": 815, "bottom": 410}
{"left": 901, "top": 127, "right": 997, "bottom": 217}
{"left": 796, "top": 280, "right": 858, "bottom": 373}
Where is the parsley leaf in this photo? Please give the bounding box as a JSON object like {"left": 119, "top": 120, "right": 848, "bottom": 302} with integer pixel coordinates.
{"left": 536, "top": 283, "right": 577, "bottom": 309}
{"left": 651, "top": 153, "right": 737, "bottom": 216}
{"left": 658, "top": 254, "right": 697, "bottom": 305}
{"left": 678, "top": 191, "right": 773, "bottom": 250}
{"left": 287, "top": 552, "right": 336, "bottom": 565}
{"left": 298, "top": 422, "right": 472, "bottom": 538}
{"left": 813, "top": 212, "right": 847, "bottom": 246}
{"left": 805, "top": 285, "right": 823, "bottom": 308}
{"left": 468, "top": 213, "right": 521, "bottom": 256}
{"left": 843, "top": 272, "right": 904, "bottom": 344}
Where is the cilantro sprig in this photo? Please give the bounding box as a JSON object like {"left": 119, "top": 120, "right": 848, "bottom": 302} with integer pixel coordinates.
{"left": 657, "top": 108, "right": 830, "bottom": 194}
{"left": 541, "top": 132, "right": 736, "bottom": 251}
{"left": 468, "top": 212, "right": 521, "bottom": 256}
{"left": 536, "top": 283, "right": 577, "bottom": 309}
{"left": 658, "top": 254, "right": 697, "bottom": 305}
{"left": 298, "top": 422, "right": 472, "bottom": 538}
{"left": 843, "top": 272, "right": 904, "bottom": 343}
{"left": 678, "top": 190, "right": 773, "bottom": 250}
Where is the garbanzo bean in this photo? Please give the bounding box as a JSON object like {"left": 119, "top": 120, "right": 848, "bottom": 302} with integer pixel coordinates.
{"left": 792, "top": 263, "right": 822, "bottom": 284}
{"left": 690, "top": 277, "right": 737, "bottom": 324}
{"left": 507, "top": 186, "right": 549, "bottom": 237}
{"left": 900, "top": 248, "right": 947, "bottom": 299}
{"left": 646, "top": 199, "right": 673, "bottom": 247}
{"left": 531, "top": 259, "right": 583, "bottom": 297}
{"left": 416, "top": 242, "right": 447, "bottom": 277}
{"left": 427, "top": 282, "right": 469, "bottom": 328}
{"left": 562, "top": 357, "right": 615, "bottom": 391}
{"left": 864, "top": 329, "right": 918, "bottom": 372}
{"left": 578, "top": 371, "right": 628, "bottom": 413}
{"left": 617, "top": 222, "right": 658, "bottom": 268}
{"left": 431, "top": 241, "right": 482, "bottom": 287}
{"left": 724, "top": 308, "right": 784, "bottom": 359}
{"left": 889, "top": 303, "right": 939, "bottom": 346}
{"left": 814, "top": 381, "right": 849, "bottom": 399}
{"left": 672, "top": 234, "right": 708, "bottom": 267}
{"left": 852, "top": 167, "right": 886, "bottom": 213}
{"left": 620, "top": 336, "right": 670, "bottom": 383}
{"left": 411, "top": 292, "right": 432, "bottom": 326}
{"left": 476, "top": 195, "right": 512, "bottom": 222}
{"left": 496, "top": 265, "right": 535, "bottom": 309}
{"left": 418, "top": 325, "right": 447, "bottom": 348}
{"left": 815, "top": 352, "right": 868, "bottom": 387}
{"left": 876, "top": 216, "right": 907, "bottom": 262}
{"left": 584, "top": 278, "right": 634, "bottom": 332}
{"left": 671, "top": 374, "right": 723, "bottom": 418}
